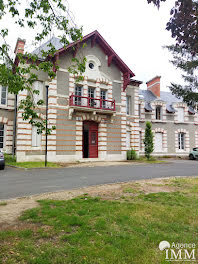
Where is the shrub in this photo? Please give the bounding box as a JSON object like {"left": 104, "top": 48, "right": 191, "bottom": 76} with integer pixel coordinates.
{"left": 127, "top": 149, "right": 137, "bottom": 160}
{"left": 144, "top": 121, "right": 154, "bottom": 160}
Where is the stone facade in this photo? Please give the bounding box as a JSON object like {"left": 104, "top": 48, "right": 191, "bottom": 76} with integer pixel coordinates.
{"left": 1, "top": 31, "right": 197, "bottom": 161}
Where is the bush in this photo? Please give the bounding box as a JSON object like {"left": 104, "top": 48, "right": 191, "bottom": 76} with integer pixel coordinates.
{"left": 127, "top": 149, "right": 137, "bottom": 160}
{"left": 4, "top": 154, "right": 16, "bottom": 163}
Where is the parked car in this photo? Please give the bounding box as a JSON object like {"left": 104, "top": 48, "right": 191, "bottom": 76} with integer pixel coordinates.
{"left": 0, "top": 151, "right": 5, "bottom": 170}
{"left": 189, "top": 148, "right": 198, "bottom": 160}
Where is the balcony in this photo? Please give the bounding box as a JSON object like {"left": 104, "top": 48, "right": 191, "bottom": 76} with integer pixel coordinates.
{"left": 69, "top": 94, "right": 116, "bottom": 114}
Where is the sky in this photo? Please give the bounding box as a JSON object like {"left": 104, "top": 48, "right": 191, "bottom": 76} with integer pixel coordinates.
{"left": 2, "top": 0, "right": 183, "bottom": 91}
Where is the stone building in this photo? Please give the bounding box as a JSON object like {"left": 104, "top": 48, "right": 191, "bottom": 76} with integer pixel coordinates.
{"left": 0, "top": 31, "right": 197, "bottom": 161}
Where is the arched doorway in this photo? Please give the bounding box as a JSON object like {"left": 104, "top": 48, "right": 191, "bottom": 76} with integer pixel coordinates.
{"left": 83, "top": 121, "right": 98, "bottom": 158}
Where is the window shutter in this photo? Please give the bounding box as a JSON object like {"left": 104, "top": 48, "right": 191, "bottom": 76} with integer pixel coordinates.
{"left": 32, "top": 126, "right": 37, "bottom": 147}
{"left": 33, "top": 81, "right": 43, "bottom": 103}
{"left": 32, "top": 126, "right": 41, "bottom": 147}
{"left": 178, "top": 108, "right": 184, "bottom": 122}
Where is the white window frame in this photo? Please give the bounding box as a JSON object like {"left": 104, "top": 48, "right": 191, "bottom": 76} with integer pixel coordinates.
{"left": 178, "top": 132, "right": 185, "bottom": 150}
{"left": 75, "top": 85, "right": 83, "bottom": 106}
{"left": 33, "top": 81, "right": 43, "bottom": 104}
{"left": 100, "top": 89, "right": 107, "bottom": 109}
{"left": 126, "top": 96, "right": 131, "bottom": 115}
{"left": 155, "top": 106, "right": 162, "bottom": 120}
{"left": 0, "top": 123, "right": 4, "bottom": 150}
{"left": 32, "top": 126, "right": 41, "bottom": 147}
{"left": 0, "top": 86, "right": 7, "bottom": 106}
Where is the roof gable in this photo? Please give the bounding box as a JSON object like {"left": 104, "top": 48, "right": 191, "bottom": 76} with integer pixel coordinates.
{"left": 31, "top": 31, "right": 136, "bottom": 90}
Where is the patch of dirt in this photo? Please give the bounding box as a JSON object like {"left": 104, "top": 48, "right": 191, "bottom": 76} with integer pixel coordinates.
{"left": 0, "top": 177, "right": 178, "bottom": 226}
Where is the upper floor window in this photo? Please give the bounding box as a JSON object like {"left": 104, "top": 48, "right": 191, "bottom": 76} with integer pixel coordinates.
{"left": 156, "top": 106, "right": 162, "bottom": 120}
{"left": 100, "top": 89, "right": 107, "bottom": 109}
{"left": 75, "top": 85, "right": 83, "bottom": 106}
{"left": 0, "top": 124, "right": 4, "bottom": 149}
{"left": 0, "top": 86, "right": 7, "bottom": 106}
{"left": 178, "top": 132, "right": 185, "bottom": 150}
{"left": 32, "top": 126, "right": 41, "bottom": 147}
{"left": 33, "top": 81, "right": 43, "bottom": 104}
{"left": 177, "top": 107, "right": 184, "bottom": 122}
{"left": 126, "top": 96, "right": 131, "bottom": 115}
{"left": 138, "top": 104, "right": 141, "bottom": 117}
{"left": 88, "top": 87, "right": 95, "bottom": 107}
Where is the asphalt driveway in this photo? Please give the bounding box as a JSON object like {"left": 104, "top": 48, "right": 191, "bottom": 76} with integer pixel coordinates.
{"left": 0, "top": 160, "right": 198, "bottom": 200}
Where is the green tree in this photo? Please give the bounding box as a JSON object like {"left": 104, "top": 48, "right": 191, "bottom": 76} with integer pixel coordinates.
{"left": 0, "top": 0, "right": 85, "bottom": 134}
{"left": 147, "top": 0, "right": 198, "bottom": 107}
{"left": 144, "top": 121, "right": 154, "bottom": 160}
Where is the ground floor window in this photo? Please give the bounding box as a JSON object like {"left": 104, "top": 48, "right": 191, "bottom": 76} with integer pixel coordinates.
{"left": 178, "top": 132, "right": 185, "bottom": 150}
{"left": 32, "top": 126, "right": 41, "bottom": 147}
{"left": 139, "top": 131, "right": 142, "bottom": 151}
{"left": 154, "top": 132, "right": 163, "bottom": 152}
{"left": 0, "top": 124, "right": 4, "bottom": 149}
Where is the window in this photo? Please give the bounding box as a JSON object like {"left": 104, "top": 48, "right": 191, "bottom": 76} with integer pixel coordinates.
{"left": 32, "top": 126, "right": 41, "bottom": 147}
{"left": 139, "top": 131, "right": 142, "bottom": 150}
{"left": 33, "top": 81, "right": 43, "bottom": 103}
{"left": 89, "top": 62, "right": 95, "bottom": 69}
{"left": 75, "top": 85, "right": 82, "bottom": 106}
{"left": 178, "top": 132, "right": 185, "bottom": 150}
{"left": 0, "top": 124, "right": 4, "bottom": 149}
{"left": 126, "top": 96, "right": 131, "bottom": 115}
{"left": 88, "top": 87, "right": 95, "bottom": 107}
{"left": 126, "top": 126, "right": 131, "bottom": 150}
{"left": 178, "top": 107, "right": 184, "bottom": 122}
{"left": 100, "top": 90, "right": 107, "bottom": 109}
{"left": 0, "top": 86, "right": 7, "bottom": 105}
{"left": 154, "top": 132, "right": 163, "bottom": 152}
{"left": 156, "top": 106, "right": 162, "bottom": 120}
{"left": 138, "top": 104, "right": 141, "bottom": 118}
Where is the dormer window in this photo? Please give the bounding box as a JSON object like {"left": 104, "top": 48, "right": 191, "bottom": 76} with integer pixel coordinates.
{"left": 156, "top": 106, "right": 162, "bottom": 120}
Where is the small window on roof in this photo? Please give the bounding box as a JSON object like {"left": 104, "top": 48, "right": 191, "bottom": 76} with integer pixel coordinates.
{"left": 156, "top": 106, "right": 162, "bottom": 120}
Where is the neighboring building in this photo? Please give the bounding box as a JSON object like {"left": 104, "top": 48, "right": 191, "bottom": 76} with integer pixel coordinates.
{"left": 139, "top": 76, "right": 198, "bottom": 156}
{"left": 0, "top": 31, "right": 198, "bottom": 161}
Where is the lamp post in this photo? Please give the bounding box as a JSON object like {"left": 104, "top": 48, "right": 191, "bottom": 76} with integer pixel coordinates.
{"left": 45, "top": 84, "right": 49, "bottom": 167}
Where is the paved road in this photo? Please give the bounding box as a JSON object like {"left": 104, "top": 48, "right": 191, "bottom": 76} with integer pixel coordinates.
{"left": 0, "top": 160, "right": 198, "bottom": 200}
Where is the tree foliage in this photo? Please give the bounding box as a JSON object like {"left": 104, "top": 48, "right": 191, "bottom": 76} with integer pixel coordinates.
{"left": 144, "top": 121, "right": 154, "bottom": 160}
{"left": 148, "top": 0, "right": 198, "bottom": 54}
{"left": 0, "top": 0, "right": 85, "bottom": 134}
{"left": 148, "top": 0, "right": 198, "bottom": 107}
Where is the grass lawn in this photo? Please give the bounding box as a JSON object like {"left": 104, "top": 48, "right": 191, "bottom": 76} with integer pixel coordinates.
{"left": 4, "top": 154, "right": 61, "bottom": 168}
{"left": 0, "top": 178, "right": 198, "bottom": 264}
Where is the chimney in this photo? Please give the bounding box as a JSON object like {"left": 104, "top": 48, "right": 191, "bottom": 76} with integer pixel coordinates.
{"left": 146, "top": 76, "right": 161, "bottom": 97}
{"left": 14, "top": 38, "right": 26, "bottom": 54}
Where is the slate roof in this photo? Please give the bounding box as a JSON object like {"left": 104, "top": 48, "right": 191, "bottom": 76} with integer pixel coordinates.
{"left": 139, "top": 89, "right": 195, "bottom": 113}
{"left": 32, "top": 37, "right": 63, "bottom": 58}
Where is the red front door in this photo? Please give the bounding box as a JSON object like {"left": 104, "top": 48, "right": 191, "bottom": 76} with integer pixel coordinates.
{"left": 83, "top": 121, "right": 98, "bottom": 158}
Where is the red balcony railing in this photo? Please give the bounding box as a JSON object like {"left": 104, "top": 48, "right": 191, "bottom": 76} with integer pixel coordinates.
{"left": 69, "top": 94, "right": 116, "bottom": 111}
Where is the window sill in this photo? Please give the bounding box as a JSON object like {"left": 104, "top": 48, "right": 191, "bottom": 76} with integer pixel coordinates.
{"left": 152, "top": 120, "right": 166, "bottom": 123}
{"left": 174, "top": 121, "right": 187, "bottom": 124}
